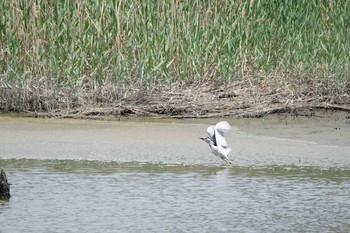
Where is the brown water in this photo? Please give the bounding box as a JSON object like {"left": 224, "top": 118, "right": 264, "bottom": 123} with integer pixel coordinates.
{"left": 1, "top": 114, "right": 350, "bottom": 232}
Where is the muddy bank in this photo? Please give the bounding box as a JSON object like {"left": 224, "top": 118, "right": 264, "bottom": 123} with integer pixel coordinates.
{"left": 2, "top": 78, "right": 349, "bottom": 119}
{"left": 0, "top": 113, "right": 349, "bottom": 167}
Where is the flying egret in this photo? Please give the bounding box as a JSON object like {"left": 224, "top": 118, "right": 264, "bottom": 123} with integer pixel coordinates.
{"left": 200, "top": 121, "right": 233, "bottom": 164}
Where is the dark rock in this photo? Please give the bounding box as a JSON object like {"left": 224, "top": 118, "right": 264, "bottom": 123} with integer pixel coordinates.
{"left": 0, "top": 168, "right": 11, "bottom": 200}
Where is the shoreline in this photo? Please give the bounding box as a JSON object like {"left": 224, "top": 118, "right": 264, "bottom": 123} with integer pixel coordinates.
{"left": 1, "top": 112, "right": 349, "bottom": 167}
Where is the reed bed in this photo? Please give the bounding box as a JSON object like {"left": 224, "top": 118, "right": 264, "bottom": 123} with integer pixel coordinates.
{"left": 0, "top": 0, "right": 349, "bottom": 116}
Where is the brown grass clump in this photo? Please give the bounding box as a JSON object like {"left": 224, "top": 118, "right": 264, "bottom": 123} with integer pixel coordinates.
{"left": 1, "top": 73, "right": 348, "bottom": 119}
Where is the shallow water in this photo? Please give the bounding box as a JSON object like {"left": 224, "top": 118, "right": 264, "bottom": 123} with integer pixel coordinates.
{"left": 1, "top": 114, "right": 350, "bottom": 232}
{"left": 1, "top": 160, "right": 350, "bottom": 233}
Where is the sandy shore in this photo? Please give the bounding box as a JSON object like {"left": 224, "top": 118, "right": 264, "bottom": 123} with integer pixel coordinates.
{"left": 1, "top": 112, "right": 349, "bottom": 167}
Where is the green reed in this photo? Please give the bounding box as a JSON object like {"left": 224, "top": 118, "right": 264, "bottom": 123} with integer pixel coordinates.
{"left": 0, "top": 0, "right": 349, "bottom": 94}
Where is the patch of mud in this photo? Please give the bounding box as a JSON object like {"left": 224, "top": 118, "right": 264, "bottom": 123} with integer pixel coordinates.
{"left": 0, "top": 115, "right": 349, "bottom": 167}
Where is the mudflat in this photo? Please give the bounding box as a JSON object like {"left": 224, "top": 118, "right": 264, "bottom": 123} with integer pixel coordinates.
{"left": 0, "top": 112, "right": 349, "bottom": 167}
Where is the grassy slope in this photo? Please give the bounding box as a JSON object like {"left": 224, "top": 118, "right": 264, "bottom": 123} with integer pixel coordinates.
{"left": 0, "top": 0, "right": 349, "bottom": 116}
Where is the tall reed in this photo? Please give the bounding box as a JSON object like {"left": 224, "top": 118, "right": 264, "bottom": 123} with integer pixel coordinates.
{"left": 0, "top": 0, "right": 349, "bottom": 111}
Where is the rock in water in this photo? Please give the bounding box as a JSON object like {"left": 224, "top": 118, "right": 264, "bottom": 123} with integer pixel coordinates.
{"left": 0, "top": 168, "right": 11, "bottom": 200}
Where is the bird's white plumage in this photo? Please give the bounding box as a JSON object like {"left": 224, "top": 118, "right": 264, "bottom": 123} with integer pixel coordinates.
{"left": 207, "top": 125, "right": 215, "bottom": 138}
{"left": 201, "top": 121, "right": 233, "bottom": 164}
{"left": 214, "top": 121, "right": 231, "bottom": 148}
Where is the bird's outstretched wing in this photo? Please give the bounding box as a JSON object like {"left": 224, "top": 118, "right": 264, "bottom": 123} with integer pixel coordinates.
{"left": 214, "top": 121, "right": 231, "bottom": 148}
{"left": 207, "top": 125, "right": 215, "bottom": 139}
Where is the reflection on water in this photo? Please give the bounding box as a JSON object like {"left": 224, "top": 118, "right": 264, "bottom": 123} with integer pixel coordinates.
{"left": 1, "top": 159, "right": 350, "bottom": 232}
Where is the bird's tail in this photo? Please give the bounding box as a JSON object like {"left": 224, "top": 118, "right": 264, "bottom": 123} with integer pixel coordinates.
{"left": 219, "top": 147, "right": 232, "bottom": 164}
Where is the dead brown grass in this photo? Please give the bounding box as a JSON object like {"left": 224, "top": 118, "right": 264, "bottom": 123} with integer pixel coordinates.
{"left": 1, "top": 75, "right": 348, "bottom": 119}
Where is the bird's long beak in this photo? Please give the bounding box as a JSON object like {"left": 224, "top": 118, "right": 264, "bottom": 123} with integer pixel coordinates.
{"left": 200, "top": 137, "right": 205, "bottom": 141}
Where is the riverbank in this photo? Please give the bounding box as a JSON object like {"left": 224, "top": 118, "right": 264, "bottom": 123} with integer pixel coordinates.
{"left": 1, "top": 113, "right": 349, "bottom": 167}
{"left": 2, "top": 77, "right": 349, "bottom": 119}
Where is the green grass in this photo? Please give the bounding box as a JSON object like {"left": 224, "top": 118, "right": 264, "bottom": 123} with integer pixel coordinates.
{"left": 0, "top": 0, "right": 349, "bottom": 112}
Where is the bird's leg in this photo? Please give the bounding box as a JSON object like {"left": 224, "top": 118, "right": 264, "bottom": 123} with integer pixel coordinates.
{"left": 225, "top": 157, "right": 233, "bottom": 165}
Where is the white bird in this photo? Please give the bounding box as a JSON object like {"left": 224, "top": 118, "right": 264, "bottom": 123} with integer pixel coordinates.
{"left": 200, "top": 121, "right": 233, "bottom": 164}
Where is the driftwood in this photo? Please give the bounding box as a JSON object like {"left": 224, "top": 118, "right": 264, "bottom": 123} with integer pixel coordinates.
{"left": 0, "top": 168, "right": 11, "bottom": 200}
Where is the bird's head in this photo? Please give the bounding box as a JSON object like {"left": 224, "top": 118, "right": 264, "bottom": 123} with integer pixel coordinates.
{"left": 200, "top": 136, "right": 213, "bottom": 145}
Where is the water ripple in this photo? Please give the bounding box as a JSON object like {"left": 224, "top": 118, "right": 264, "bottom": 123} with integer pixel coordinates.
{"left": 1, "top": 159, "right": 350, "bottom": 232}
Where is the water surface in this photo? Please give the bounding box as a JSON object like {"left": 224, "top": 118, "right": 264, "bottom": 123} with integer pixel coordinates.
{"left": 1, "top": 160, "right": 350, "bottom": 233}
